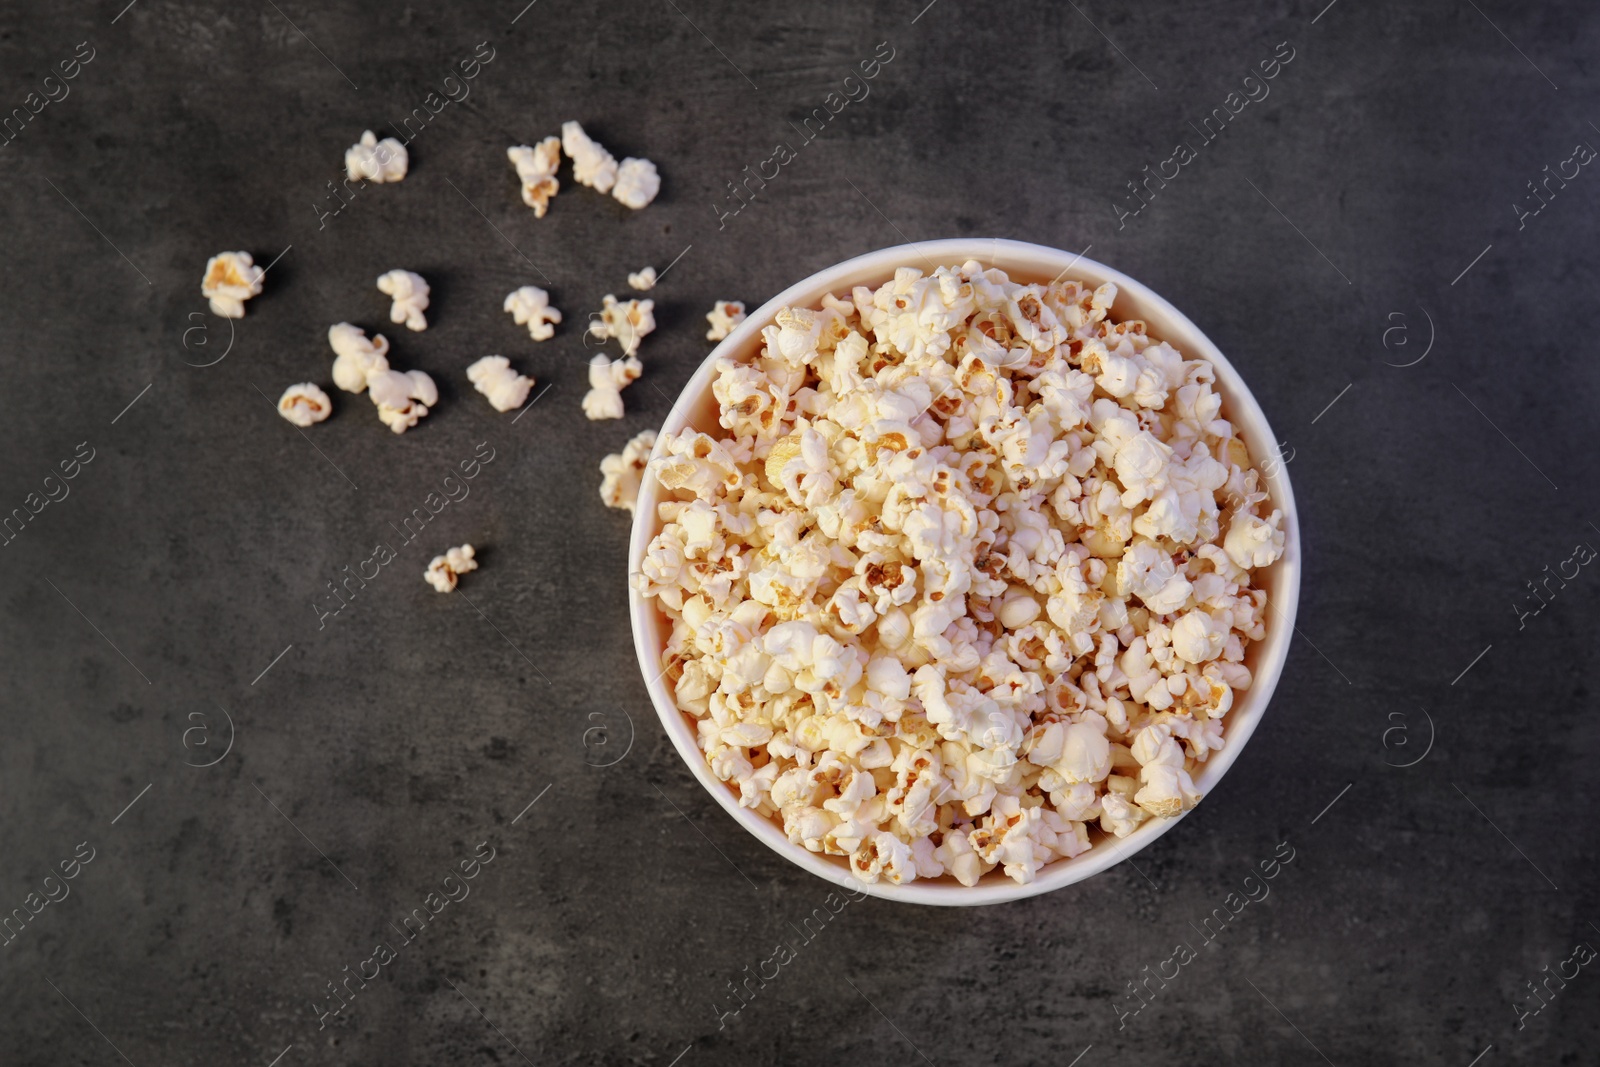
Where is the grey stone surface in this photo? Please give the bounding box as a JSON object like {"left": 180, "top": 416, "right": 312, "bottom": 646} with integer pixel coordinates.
{"left": 1, "top": 1, "right": 1598, "bottom": 1064}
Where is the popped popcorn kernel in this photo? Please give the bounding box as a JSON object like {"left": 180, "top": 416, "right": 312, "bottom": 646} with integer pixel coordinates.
{"left": 466, "top": 355, "right": 534, "bottom": 413}
{"left": 601, "top": 430, "right": 656, "bottom": 512}
{"left": 589, "top": 294, "right": 655, "bottom": 357}
{"left": 345, "top": 130, "right": 408, "bottom": 183}
{"left": 377, "top": 269, "right": 430, "bottom": 332}
{"left": 328, "top": 323, "right": 390, "bottom": 393}
{"left": 504, "top": 285, "right": 562, "bottom": 341}
{"left": 636, "top": 261, "right": 1287, "bottom": 887}
{"left": 201, "top": 251, "right": 264, "bottom": 318}
{"left": 507, "top": 137, "right": 561, "bottom": 216}
{"left": 424, "top": 544, "right": 477, "bottom": 592}
{"left": 561, "top": 120, "right": 617, "bottom": 194}
{"left": 612, "top": 157, "right": 660, "bottom": 210}
{"left": 628, "top": 266, "right": 657, "bottom": 291}
{"left": 368, "top": 368, "right": 437, "bottom": 435}
{"left": 277, "top": 383, "right": 331, "bottom": 427}
{"left": 705, "top": 300, "right": 746, "bottom": 342}
{"left": 582, "top": 353, "right": 642, "bottom": 421}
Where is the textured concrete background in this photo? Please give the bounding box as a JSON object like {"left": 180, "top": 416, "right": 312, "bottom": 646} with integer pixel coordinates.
{"left": 1, "top": 1, "right": 1598, "bottom": 1064}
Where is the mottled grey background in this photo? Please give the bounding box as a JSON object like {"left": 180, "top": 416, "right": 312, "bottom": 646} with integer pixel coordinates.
{"left": 1, "top": 0, "right": 1597, "bottom": 1064}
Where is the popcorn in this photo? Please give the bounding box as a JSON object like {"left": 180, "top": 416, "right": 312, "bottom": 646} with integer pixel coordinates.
{"left": 997, "top": 590, "right": 1042, "bottom": 629}
{"left": 1100, "top": 792, "right": 1149, "bottom": 838}
{"left": 588, "top": 295, "right": 655, "bottom": 357}
{"left": 1119, "top": 540, "right": 1193, "bottom": 614}
{"left": 934, "top": 829, "right": 984, "bottom": 887}
{"left": 328, "top": 323, "right": 390, "bottom": 393}
{"left": 345, "top": 130, "right": 408, "bottom": 183}
{"left": 600, "top": 429, "right": 656, "bottom": 512}
{"left": 582, "top": 353, "right": 642, "bottom": 420}
{"left": 612, "top": 157, "right": 660, "bottom": 209}
{"left": 852, "top": 830, "right": 914, "bottom": 885}
{"left": 628, "top": 266, "right": 657, "bottom": 291}
{"left": 376, "top": 269, "right": 430, "bottom": 332}
{"left": 636, "top": 262, "right": 1285, "bottom": 886}
{"left": 368, "top": 368, "right": 437, "bottom": 434}
{"left": 424, "top": 544, "right": 477, "bottom": 593}
{"left": 1028, "top": 718, "right": 1112, "bottom": 784}
{"left": 504, "top": 286, "right": 562, "bottom": 341}
{"left": 705, "top": 300, "right": 746, "bottom": 342}
{"left": 506, "top": 137, "right": 561, "bottom": 216}
{"left": 201, "top": 252, "right": 264, "bottom": 318}
{"left": 1170, "top": 609, "right": 1227, "bottom": 665}
{"left": 561, "top": 120, "right": 617, "bottom": 194}
{"left": 1224, "top": 508, "right": 1286, "bottom": 570}
{"left": 1130, "top": 723, "right": 1201, "bottom": 817}
{"left": 466, "top": 355, "right": 534, "bottom": 413}
{"left": 277, "top": 383, "right": 331, "bottom": 427}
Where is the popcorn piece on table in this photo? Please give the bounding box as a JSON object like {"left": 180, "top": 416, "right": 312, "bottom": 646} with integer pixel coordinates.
{"left": 368, "top": 368, "right": 437, "bottom": 434}
{"left": 612, "top": 157, "right": 660, "bottom": 210}
{"left": 376, "top": 270, "right": 430, "bottom": 332}
{"left": 631, "top": 259, "right": 1288, "bottom": 887}
{"left": 507, "top": 137, "right": 561, "bottom": 217}
{"left": 345, "top": 130, "right": 408, "bottom": 183}
{"left": 628, "top": 266, "right": 657, "bottom": 291}
{"left": 328, "top": 323, "right": 390, "bottom": 393}
{"left": 581, "top": 353, "right": 642, "bottom": 420}
{"left": 504, "top": 285, "right": 562, "bottom": 341}
{"left": 588, "top": 295, "right": 655, "bottom": 357}
{"left": 277, "top": 383, "right": 332, "bottom": 427}
{"left": 201, "top": 252, "right": 264, "bottom": 318}
{"left": 466, "top": 355, "right": 534, "bottom": 413}
{"left": 599, "top": 430, "right": 656, "bottom": 512}
{"left": 704, "top": 300, "right": 746, "bottom": 341}
{"left": 424, "top": 544, "right": 477, "bottom": 593}
{"left": 561, "top": 120, "right": 617, "bottom": 194}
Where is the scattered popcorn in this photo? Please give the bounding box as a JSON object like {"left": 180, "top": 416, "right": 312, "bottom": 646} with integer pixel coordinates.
{"left": 561, "top": 120, "right": 617, "bottom": 194}
{"left": 376, "top": 270, "right": 430, "bottom": 332}
{"left": 600, "top": 429, "right": 656, "bottom": 512}
{"left": 328, "top": 323, "right": 390, "bottom": 393}
{"left": 277, "top": 383, "right": 332, "bottom": 427}
{"left": 506, "top": 137, "right": 561, "bottom": 217}
{"left": 612, "top": 157, "right": 660, "bottom": 210}
{"left": 504, "top": 285, "right": 562, "bottom": 342}
{"left": 588, "top": 294, "right": 655, "bottom": 357}
{"left": 636, "top": 261, "right": 1287, "bottom": 887}
{"left": 582, "top": 353, "right": 642, "bottom": 420}
{"left": 466, "top": 355, "right": 534, "bottom": 413}
{"left": 628, "top": 266, "right": 657, "bottom": 291}
{"left": 201, "top": 252, "right": 264, "bottom": 318}
{"left": 424, "top": 544, "right": 477, "bottom": 593}
{"left": 705, "top": 300, "right": 746, "bottom": 342}
{"left": 345, "top": 130, "right": 408, "bottom": 183}
{"left": 369, "top": 367, "right": 437, "bottom": 434}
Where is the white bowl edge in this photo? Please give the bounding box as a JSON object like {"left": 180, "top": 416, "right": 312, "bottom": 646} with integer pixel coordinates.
{"left": 628, "top": 238, "right": 1301, "bottom": 906}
